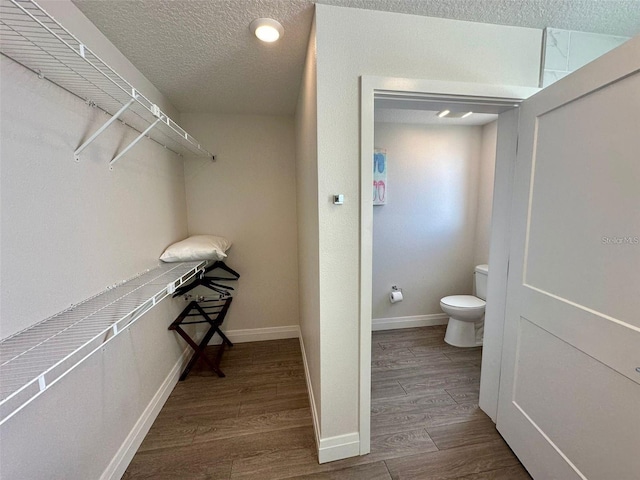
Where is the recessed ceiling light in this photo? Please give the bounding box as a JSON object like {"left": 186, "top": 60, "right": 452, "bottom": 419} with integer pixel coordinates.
{"left": 250, "top": 18, "right": 284, "bottom": 43}
{"left": 437, "top": 110, "right": 450, "bottom": 118}
{"left": 461, "top": 112, "right": 473, "bottom": 118}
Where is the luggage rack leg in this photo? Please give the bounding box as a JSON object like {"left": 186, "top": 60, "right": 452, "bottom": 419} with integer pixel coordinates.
{"left": 169, "top": 298, "right": 234, "bottom": 381}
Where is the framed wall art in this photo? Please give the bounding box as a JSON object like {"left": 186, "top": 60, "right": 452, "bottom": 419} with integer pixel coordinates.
{"left": 373, "top": 148, "right": 387, "bottom": 205}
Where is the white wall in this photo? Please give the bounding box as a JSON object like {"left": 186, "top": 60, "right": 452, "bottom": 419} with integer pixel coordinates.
{"left": 0, "top": 55, "right": 188, "bottom": 338}
{"left": 0, "top": 1, "right": 191, "bottom": 477}
{"left": 306, "top": 3, "right": 541, "bottom": 456}
{"left": 0, "top": 300, "right": 188, "bottom": 480}
{"left": 179, "top": 113, "right": 299, "bottom": 334}
{"left": 474, "top": 121, "right": 498, "bottom": 266}
{"left": 542, "top": 28, "right": 630, "bottom": 87}
{"left": 294, "top": 15, "right": 323, "bottom": 438}
{"left": 372, "top": 123, "right": 484, "bottom": 320}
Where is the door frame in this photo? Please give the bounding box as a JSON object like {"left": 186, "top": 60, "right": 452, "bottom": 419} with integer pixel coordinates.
{"left": 358, "top": 76, "right": 539, "bottom": 453}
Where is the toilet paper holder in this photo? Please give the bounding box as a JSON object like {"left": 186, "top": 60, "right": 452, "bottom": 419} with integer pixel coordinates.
{"left": 390, "top": 285, "right": 404, "bottom": 303}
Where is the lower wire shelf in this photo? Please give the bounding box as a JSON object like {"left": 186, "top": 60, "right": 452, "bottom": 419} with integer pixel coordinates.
{"left": 0, "top": 260, "right": 206, "bottom": 425}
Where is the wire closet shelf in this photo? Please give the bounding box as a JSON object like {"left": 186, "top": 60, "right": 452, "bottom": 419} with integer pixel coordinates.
{"left": 0, "top": 261, "right": 206, "bottom": 426}
{"left": 0, "top": 0, "right": 214, "bottom": 165}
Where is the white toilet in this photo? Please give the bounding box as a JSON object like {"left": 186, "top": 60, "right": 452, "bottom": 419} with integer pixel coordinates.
{"left": 440, "top": 264, "right": 488, "bottom": 347}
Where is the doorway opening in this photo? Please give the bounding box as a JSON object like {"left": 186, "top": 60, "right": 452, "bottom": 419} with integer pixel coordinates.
{"left": 371, "top": 98, "right": 500, "bottom": 332}
{"left": 369, "top": 97, "right": 499, "bottom": 457}
{"left": 360, "top": 77, "right": 537, "bottom": 454}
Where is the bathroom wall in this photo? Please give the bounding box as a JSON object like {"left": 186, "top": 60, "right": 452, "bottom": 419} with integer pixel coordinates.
{"left": 542, "top": 28, "right": 630, "bottom": 87}
{"left": 372, "top": 121, "right": 497, "bottom": 322}
{"left": 474, "top": 120, "right": 498, "bottom": 266}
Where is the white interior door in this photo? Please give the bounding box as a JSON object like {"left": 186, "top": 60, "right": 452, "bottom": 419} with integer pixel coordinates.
{"left": 497, "top": 36, "right": 640, "bottom": 479}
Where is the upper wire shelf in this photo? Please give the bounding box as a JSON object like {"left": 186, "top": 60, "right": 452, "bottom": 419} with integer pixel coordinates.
{"left": 0, "top": 0, "right": 214, "bottom": 165}
{"left": 0, "top": 260, "right": 206, "bottom": 426}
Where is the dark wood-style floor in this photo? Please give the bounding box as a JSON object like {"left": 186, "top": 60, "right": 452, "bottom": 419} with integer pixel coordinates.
{"left": 124, "top": 325, "right": 531, "bottom": 479}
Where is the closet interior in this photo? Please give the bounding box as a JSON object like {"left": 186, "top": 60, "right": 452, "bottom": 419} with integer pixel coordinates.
{"left": 0, "top": 0, "right": 216, "bottom": 426}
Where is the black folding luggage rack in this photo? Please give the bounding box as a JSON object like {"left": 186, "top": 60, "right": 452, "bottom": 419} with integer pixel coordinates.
{"left": 169, "top": 297, "right": 234, "bottom": 380}
{"left": 168, "top": 261, "right": 240, "bottom": 380}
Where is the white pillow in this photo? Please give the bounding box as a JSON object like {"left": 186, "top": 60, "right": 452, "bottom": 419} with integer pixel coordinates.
{"left": 160, "top": 235, "right": 231, "bottom": 262}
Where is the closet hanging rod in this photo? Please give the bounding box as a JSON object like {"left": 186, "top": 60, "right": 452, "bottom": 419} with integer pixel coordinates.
{"left": 0, "top": 0, "right": 215, "bottom": 166}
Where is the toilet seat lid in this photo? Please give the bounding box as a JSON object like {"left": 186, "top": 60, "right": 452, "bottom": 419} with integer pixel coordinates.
{"left": 441, "top": 295, "right": 486, "bottom": 308}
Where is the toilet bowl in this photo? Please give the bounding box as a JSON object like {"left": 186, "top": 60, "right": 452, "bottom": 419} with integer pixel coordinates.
{"left": 440, "top": 265, "right": 488, "bottom": 348}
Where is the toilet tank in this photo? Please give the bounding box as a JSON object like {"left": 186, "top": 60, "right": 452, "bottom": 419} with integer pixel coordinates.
{"left": 474, "top": 264, "right": 489, "bottom": 300}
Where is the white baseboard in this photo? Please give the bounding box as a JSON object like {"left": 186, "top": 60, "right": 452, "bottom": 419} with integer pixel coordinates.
{"left": 100, "top": 348, "right": 190, "bottom": 480}
{"left": 208, "top": 325, "right": 300, "bottom": 345}
{"left": 299, "top": 332, "right": 361, "bottom": 464}
{"left": 372, "top": 313, "right": 448, "bottom": 331}
{"left": 298, "top": 332, "right": 321, "bottom": 453}
{"left": 318, "top": 432, "right": 361, "bottom": 464}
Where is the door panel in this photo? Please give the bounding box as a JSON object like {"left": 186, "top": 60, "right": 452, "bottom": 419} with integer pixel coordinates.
{"left": 525, "top": 73, "right": 640, "bottom": 324}
{"left": 513, "top": 319, "right": 640, "bottom": 480}
{"left": 523, "top": 288, "right": 640, "bottom": 386}
{"left": 497, "top": 35, "right": 640, "bottom": 480}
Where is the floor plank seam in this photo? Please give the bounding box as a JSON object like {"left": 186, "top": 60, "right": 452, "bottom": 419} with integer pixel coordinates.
{"left": 443, "top": 389, "right": 460, "bottom": 405}
{"left": 382, "top": 459, "right": 393, "bottom": 479}
{"left": 397, "top": 380, "right": 408, "bottom": 395}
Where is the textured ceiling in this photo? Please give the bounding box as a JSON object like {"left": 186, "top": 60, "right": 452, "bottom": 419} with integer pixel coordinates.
{"left": 72, "top": 0, "right": 640, "bottom": 115}
{"left": 322, "top": 0, "right": 640, "bottom": 37}
{"left": 73, "top": 0, "right": 315, "bottom": 115}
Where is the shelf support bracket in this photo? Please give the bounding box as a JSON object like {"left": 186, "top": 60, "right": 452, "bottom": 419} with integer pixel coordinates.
{"left": 74, "top": 96, "right": 137, "bottom": 162}
{"left": 110, "top": 117, "right": 162, "bottom": 169}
